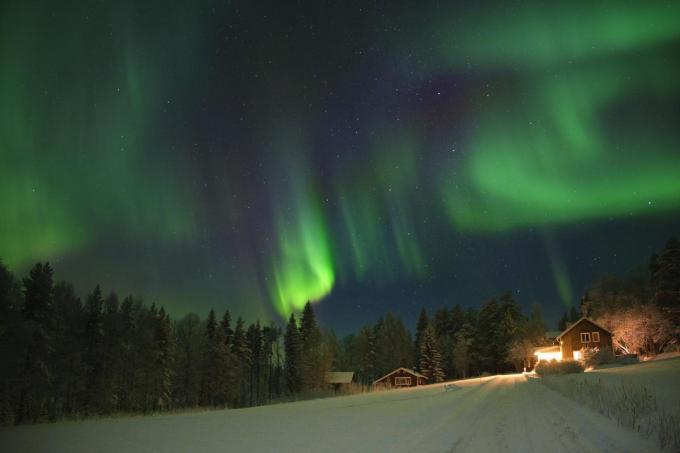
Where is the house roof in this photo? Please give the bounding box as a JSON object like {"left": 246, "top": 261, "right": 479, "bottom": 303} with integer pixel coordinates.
{"left": 373, "top": 367, "right": 427, "bottom": 384}
{"left": 325, "top": 372, "right": 354, "bottom": 384}
{"left": 556, "top": 316, "right": 613, "bottom": 339}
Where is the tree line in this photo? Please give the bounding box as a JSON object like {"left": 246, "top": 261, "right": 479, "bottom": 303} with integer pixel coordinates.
{"left": 0, "top": 237, "right": 677, "bottom": 425}
{"left": 0, "top": 259, "right": 549, "bottom": 425}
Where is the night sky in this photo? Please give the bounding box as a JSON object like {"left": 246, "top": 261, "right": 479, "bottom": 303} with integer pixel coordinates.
{"left": 2, "top": 1, "right": 680, "bottom": 334}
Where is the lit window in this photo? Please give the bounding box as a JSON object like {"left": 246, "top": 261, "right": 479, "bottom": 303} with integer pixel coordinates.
{"left": 580, "top": 332, "right": 591, "bottom": 343}
{"left": 592, "top": 332, "right": 600, "bottom": 342}
{"left": 395, "top": 377, "right": 411, "bottom": 386}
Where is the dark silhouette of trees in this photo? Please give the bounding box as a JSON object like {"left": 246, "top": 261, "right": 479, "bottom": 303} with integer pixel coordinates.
{"left": 284, "top": 313, "right": 302, "bottom": 395}
{"left": 1, "top": 237, "right": 678, "bottom": 426}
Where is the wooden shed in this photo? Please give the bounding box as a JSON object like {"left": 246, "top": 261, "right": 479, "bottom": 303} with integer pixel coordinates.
{"left": 557, "top": 317, "right": 614, "bottom": 360}
{"left": 373, "top": 367, "right": 427, "bottom": 387}
{"left": 325, "top": 372, "right": 355, "bottom": 392}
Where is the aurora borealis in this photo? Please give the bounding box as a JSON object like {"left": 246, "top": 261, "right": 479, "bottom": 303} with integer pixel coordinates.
{"left": 1, "top": 1, "right": 679, "bottom": 330}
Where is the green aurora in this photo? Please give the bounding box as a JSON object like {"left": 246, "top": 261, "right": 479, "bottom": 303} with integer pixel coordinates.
{"left": 1, "top": 1, "right": 679, "bottom": 320}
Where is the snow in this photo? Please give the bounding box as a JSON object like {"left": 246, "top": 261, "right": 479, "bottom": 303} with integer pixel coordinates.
{"left": 0, "top": 371, "right": 667, "bottom": 453}
{"left": 584, "top": 356, "right": 680, "bottom": 410}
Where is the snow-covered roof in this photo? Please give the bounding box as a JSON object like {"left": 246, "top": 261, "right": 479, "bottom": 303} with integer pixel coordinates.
{"left": 325, "top": 372, "right": 355, "bottom": 384}
{"left": 373, "top": 367, "right": 427, "bottom": 384}
{"left": 557, "top": 316, "right": 612, "bottom": 339}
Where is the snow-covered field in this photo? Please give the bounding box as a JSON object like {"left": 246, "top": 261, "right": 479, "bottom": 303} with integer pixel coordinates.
{"left": 4, "top": 362, "right": 677, "bottom": 453}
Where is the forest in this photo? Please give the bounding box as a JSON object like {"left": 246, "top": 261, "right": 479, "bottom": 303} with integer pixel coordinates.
{"left": 0, "top": 238, "right": 678, "bottom": 425}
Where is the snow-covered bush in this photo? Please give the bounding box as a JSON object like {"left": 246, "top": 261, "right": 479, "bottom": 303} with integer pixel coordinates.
{"left": 581, "top": 347, "right": 615, "bottom": 369}
{"left": 534, "top": 359, "right": 584, "bottom": 376}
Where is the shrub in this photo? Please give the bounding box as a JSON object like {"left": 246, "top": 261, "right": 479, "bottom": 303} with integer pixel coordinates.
{"left": 581, "top": 347, "right": 615, "bottom": 369}
{"left": 535, "top": 359, "right": 584, "bottom": 376}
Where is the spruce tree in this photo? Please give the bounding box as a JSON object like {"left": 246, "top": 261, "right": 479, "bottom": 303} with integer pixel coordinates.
{"left": 299, "top": 302, "right": 322, "bottom": 389}
{"left": 474, "top": 299, "right": 500, "bottom": 374}
{"left": 232, "top": 317, "right": 251, "bottom": 406}
{"left": 153, "top": 308, "right": 173, "bottom": 411}
{"left": 653, "top": 238, "right": 680, "bottom": 321}
{"left": 246, "top": 322, "right": 262, "bottom": 406}
{"left": 414, "top": 307, "right": 429, "bottom": 371}
{"left": 83, "top": 285, "right": 105, "bottom": 414}
{"left": 200, "top": 309, "right": 218, "bottom": 406}
{"left": 173, "top": 313, "right": 202, "bottom": 407}
{"left": 284, "top": 313, "right": 301, "bottom": 395}
{"left": 220, "top": 310, "right": 234, "bottom": 348}
{"left": 51, "top": 281, "right": 84, "bottom": 417}
{"left": 18, "top": 262, "right": 54, "bottom": 423}
{"left": 419, "top": 326, "right": 445, "bottom": 383}
{"left": 356, "top": 326, "right": 376, "bottom": 384}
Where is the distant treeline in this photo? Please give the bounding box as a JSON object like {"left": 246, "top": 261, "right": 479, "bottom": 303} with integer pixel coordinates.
{"left": 0, "top": 238, "right": 677, "bottom": 425}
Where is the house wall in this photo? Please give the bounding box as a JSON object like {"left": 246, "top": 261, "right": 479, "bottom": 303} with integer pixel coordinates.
{"left": 560, "top": 319, "right": 613, "bottom": 359}
{"left": 375, "top": 369, "right": 424, "bottom": 387}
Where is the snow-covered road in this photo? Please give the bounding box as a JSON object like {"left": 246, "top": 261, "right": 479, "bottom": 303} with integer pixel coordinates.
{"left": 0, "top": 373, "right": 659, "bottom": 452}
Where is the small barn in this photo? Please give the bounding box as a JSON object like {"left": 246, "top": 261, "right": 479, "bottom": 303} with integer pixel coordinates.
{"left": 534, "top": 317, "right": 614, "bottom": 362}
{"left": 325, "top": 372, "right": 355, "bottom": 392}
{"left": 373, "top": 367, "right": 427, "bottom": 387}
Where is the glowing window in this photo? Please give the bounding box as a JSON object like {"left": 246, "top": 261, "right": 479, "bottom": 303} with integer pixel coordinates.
{"left": 580, "top": 332, "right": 591, "bottom": 343}
{"left": 395, "top": 377, "right": 411, "bottom": 386}
{"left": 592, "top": 332, "right": 600, "bottom": 342}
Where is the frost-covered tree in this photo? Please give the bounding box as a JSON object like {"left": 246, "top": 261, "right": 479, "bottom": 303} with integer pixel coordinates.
{"left": 414, "top": 307, "right": 429, "bottom": 371}
{"left": 419, "top": 326, "right": 444, "bottom": 383}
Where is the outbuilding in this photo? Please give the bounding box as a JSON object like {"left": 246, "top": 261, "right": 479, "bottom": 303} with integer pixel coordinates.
{"left": 325, "top": 372, "right": 355, "bottom": 392}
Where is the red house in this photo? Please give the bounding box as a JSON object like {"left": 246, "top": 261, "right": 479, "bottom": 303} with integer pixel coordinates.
{"left": 535, "top": 317, "right": 614, "bottom": 362}
{"left": 373, "top": 367, "right": 428, "bottom": 387}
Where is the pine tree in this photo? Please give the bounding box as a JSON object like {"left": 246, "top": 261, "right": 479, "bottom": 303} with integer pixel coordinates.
{"left": 51, "top": 281, "right": 84, "bottom": 417}
{"left": 453, "top": 324, "right": 474, "bottom": 378}
{"left": 246, "top": 322, "right": 262, "bottom": 406}
{"left": 375, "top": 312, "right": 413, "bottom": 377}
{"left": 153, "top": 308, "right": 173, "bottom": 411}
{"left": 261, "top": 323, "right": 280, "bottom": 402}
{"left": 284, "top": 313, "right": 302, "bottom": 395}
{"left": 474, "top": 299, "right": 500, "bottom": 374}
{"left": 232, "top": 317, "right": 251, "bottom": 406}
{"left": 414, "top": 307, "right": 429, "bottom": 371}
{"left": 173, "top": 313, "right": 202, "bottom": 407}
{"left": 299, "top": 302, "right": 322, "bottom": 389}
{"left": 18, "top": 262, "right": 54, "bottom": 423}
{"left": 83, "top": 285, "right": 105, "bottom": 414}
{"left": 356, "top": 326, "right": 376, "bottom": 384}
{"left": 200, "top": 309, "right": 218, "bottom": 406}
{"left": 220, "top": 310, "right": 234, "bottom": 348}
{"left": 652, "top": 238, "right": 680, "bottom": 329}
{"left": 419, "top": 326, "right": 445, "bottom": 383}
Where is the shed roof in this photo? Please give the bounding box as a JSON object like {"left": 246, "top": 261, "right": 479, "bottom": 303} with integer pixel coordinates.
{"left": 557, "top": 316, "right": 612, "bottom": 339}
{"left": 325, "top": 372, "right": 354, "bottom": 384}
{"left": 373, "top": 367, "right": 427, "bottom": 385}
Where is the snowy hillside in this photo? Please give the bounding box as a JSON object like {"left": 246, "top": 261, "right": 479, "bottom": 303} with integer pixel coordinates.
{"left": 3, "top": 366, "right": 673, "bottom": 453}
